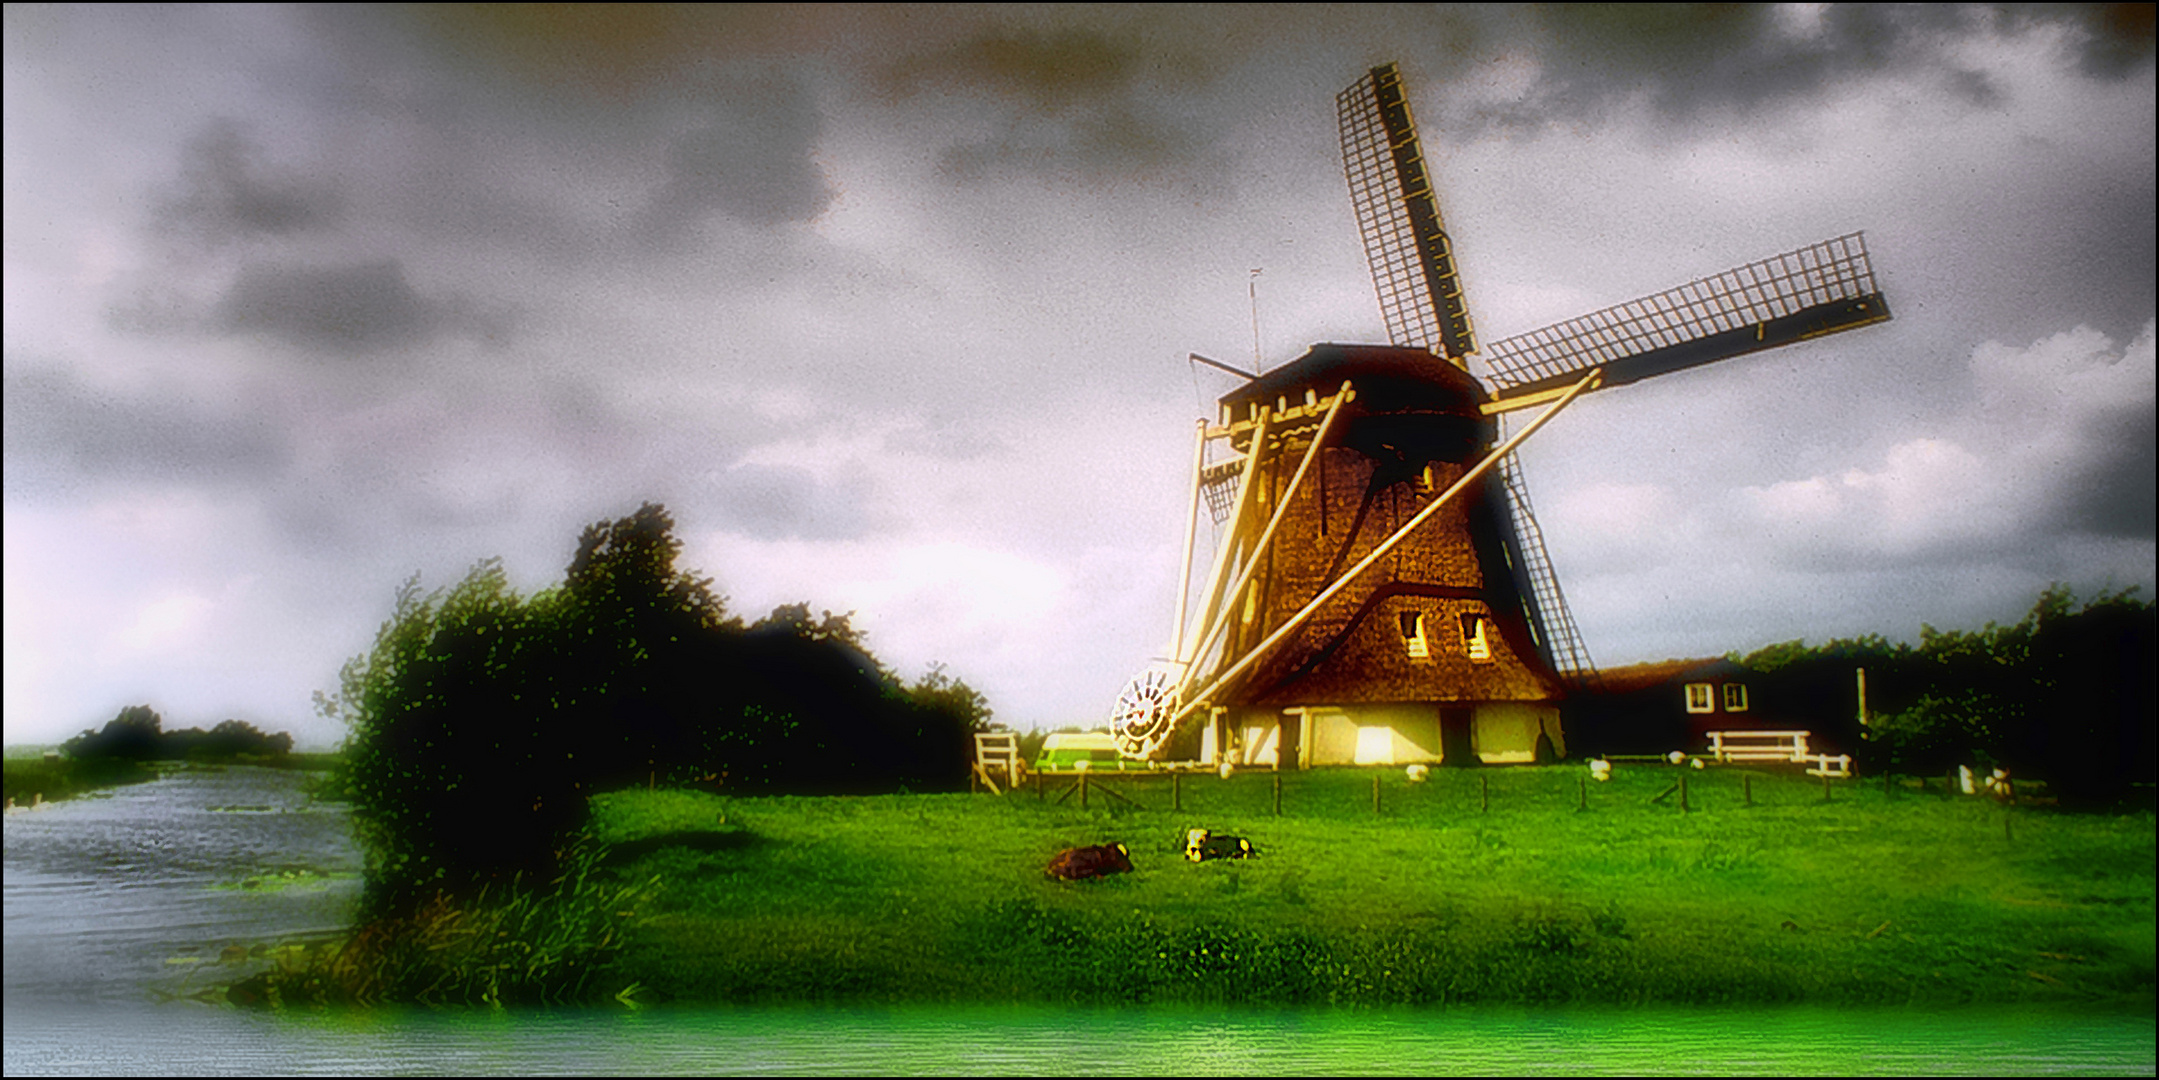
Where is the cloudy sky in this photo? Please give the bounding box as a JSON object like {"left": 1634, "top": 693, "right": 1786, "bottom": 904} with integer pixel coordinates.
{"left": 6, "top": 5, "right": 2153, "bottom": 749}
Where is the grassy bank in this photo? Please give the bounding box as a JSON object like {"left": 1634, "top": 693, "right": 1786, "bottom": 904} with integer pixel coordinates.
{"left": 2, "top": 751, "right": 341, "bottom": 808}
{"left": 3, "top": 756, "right": 157, "bottom": 806}
{"left": 582, "top": 765, "right": 2152, "bottom": 1007}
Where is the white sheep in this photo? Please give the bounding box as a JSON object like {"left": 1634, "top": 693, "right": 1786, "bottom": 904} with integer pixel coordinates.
{"left": 1218, "top": 760, "right": 1236, "bottom": 780}
{"left": 1588, "top": 758, "right": 1613, "bottom": 782}
{"left": 1406, "top": 764, "right": 1430, "bottom": 783}
{"left": 1667, "top": 750, "right": 1689, "bottom": 766}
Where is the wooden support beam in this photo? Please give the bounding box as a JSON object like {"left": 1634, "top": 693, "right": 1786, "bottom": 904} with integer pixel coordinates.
{"left": 1479, "top": 377, "right": 1601, "bottom": 415}
{"left": 1169, "top": 419, "right": 1208, "bottom": 662}
{"left": 1174, "top": 383, "right": 1351, "bottom": 703}
{"left": 1182, "top": 409, "right": 1273, "bottom": 672}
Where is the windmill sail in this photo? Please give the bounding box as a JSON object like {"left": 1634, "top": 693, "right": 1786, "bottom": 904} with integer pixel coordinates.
{"left": 1338, "top": 63, "right": 1477, "bottom": 365}
{"left": 1483, "top": 233, "right": 1890, "bottom": 400}
{"left": 1338, "top": 61, "right": 1591, "bottom": 688}
{"left": 1493, "top": 455, "right": 1596, "bottom": 686}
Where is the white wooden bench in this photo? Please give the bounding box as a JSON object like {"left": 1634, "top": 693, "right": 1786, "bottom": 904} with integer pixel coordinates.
{"left": 971, "top": 732, "right": 1024, "bottom": 794}
{"left": 1707, "top": 729, "right": 1813, "bottom": 763}
{"left": 1706, "top": 731, "right": 1854, "bottom": 778}
{"left": 1805, "top": 753, "right": 1853, "bottom": 778}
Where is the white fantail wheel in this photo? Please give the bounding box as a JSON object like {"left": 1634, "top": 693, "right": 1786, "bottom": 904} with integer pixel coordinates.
{"left": 1109, "top": 667, "right": 1178, "bottom": 760}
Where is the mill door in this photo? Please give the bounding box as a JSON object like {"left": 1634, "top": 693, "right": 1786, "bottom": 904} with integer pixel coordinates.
{"left": 1439, "top": 706, "right": 1476, "bottom": 766}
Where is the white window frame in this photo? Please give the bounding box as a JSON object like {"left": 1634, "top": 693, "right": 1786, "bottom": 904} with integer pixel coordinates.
{"left": 1685, "top": 682, "right": 1715, "bottom": 713}
{"left": 1723, "top": 683, "right": 1749, "bottom": 712}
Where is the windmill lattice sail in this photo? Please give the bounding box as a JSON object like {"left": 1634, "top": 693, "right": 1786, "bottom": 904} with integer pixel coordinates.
{"left": 1494, "top": 455, "right": 1595, "bottom": 687}
{"left": 1338, "top": 63, "right": 1477, "bottom": 365}
{"left": 1482, "top": 233, "right": 1889, "bottom": 400}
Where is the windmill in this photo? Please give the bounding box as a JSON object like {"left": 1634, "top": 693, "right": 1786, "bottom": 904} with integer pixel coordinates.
{"left": 1110, "top": 62, "right": 1890, "bottom": 768}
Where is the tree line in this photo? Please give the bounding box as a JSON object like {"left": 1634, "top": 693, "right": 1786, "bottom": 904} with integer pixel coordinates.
{"left": 325, "top": 502, "right": 992, "bottom": 916}
{"left": 63, "top": 704, "right": 294, "bottom": 761}
{"left": 1731, "top": 585, "right": 2155, "bottom": 806}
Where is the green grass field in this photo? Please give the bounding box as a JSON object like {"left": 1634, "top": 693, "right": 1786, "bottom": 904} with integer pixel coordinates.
{"left": 577, "top": 764, "right": 2155, "bottom": 1007}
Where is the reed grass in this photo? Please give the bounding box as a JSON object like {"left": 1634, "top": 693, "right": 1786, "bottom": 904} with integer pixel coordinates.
{"left": 232, "top": 843, "right": 658, "bottom": 1008}
{"left": 2, "top": 757, "right": 156, "bottom": 805}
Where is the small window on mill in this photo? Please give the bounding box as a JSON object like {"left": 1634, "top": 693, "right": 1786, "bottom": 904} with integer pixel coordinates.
{"left": 1400, "top": 611, "right": 1429, "bottom": 659}
{"left": 1723, "top": 683, "right": 1749, "bottom": 712}
{"left": 1685, "top": 682, "right": 1714, "bottom": 713}
{"left": 1460, "top": 613, "right": 1491, "bottom": 662}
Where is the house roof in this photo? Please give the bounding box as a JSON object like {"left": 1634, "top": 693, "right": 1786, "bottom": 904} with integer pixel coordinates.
{"left": 1589, "top": 657, "right": 1746, "bottom": 696}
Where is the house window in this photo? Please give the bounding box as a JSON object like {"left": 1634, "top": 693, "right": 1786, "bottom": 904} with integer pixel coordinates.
{"left": 1400, "top": 611, "right": 1429, "bottom": 659}
{"left": 1685, "top": 682, "right": 1715, "bottom": 713}
{"left": 1460, "top": 613, "right": 1491, "bottom": 662}
{"left": 1723, "top": 683, "right": 1749, "bottom": 712}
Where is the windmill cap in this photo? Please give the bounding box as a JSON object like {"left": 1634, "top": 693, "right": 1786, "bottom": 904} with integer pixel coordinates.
{"left": 1221, "top": 343, "right": 1494, "bottom": 463}
{"left": 1222, "top": 343, "right": 1488, "bottom": 416}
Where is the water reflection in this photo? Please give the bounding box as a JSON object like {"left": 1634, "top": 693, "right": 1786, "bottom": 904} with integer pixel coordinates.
{"left": 5, "top": 769, "right": 2152, "bottom": 1076}
{"left": 6, "top": 1001, "right": 2153, "bottom": 1076}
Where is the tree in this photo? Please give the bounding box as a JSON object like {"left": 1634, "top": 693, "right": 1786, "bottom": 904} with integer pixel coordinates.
{"left": 906, "top": 663, "right": 992, "bottom": 733}
{"left": 2019, "top": 588, "right": 2156, "bottom": 805}
{"left": 63, "top": 704, "right": 166, "bottom": 761}
{"left": 332, "top": 502, "right": 995, "bottom": 915}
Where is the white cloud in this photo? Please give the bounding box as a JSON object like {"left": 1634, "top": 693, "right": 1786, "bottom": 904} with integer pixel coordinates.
{"left": 1735, "top": 320, "right": 2154, "bottom": 560}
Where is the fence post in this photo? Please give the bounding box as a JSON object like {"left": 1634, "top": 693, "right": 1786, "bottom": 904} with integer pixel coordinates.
{"left": 1036, "top": 773, "right": 1043, "bottom": 801}
{"left": 1578, "top": 775, "right": 1587, "bottom": 812}
{"left": 1744, "top": 773, "right": 1753, "bottom": 808}
{"left": 1480, "top": 774, "right": 1489, "bottom": 813}
{"left": 1822, "top": 770, "right": 1832, "bottom": 802}
{"left": 1273, "top": 773, "right": 1282, "bottom": 816}
{"left": 1174, "top": 772, "right": 1183, "bottom": 813}
{"left": 1372, "top": 773, "right": 1381, "bottom": 815}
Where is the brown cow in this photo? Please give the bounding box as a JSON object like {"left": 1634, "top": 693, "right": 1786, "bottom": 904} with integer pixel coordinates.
{"left": 1046, "top": 843, "right": 1133, "bottom": 880}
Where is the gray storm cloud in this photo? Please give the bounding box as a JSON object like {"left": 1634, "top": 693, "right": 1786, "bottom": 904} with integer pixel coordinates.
{"left": 1, "top": 363, "right": 286, "bottom": 492}
{"left": 872, "top": 23, "right": 1223, "bottom": 182}
{"left": 642, "top": 74, "right": 837, "bottom": 233}
{"left": 1421, "top": 4, "right": 2155, "bottom": 131}
{"left": 218, "top": 260, "right": 439, "bottom": 354}
{"left": 158, "top": 121, "right": 341, "bottom": 244}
